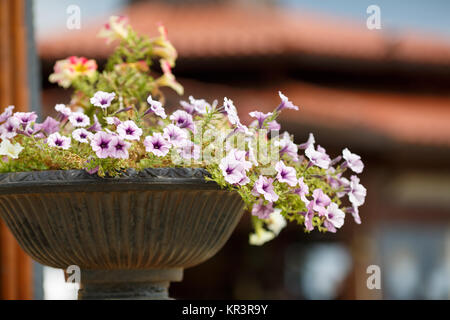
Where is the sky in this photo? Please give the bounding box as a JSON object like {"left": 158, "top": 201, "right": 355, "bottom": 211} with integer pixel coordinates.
{"left": 34, "top": 0, "right": 450, "bottom": 39}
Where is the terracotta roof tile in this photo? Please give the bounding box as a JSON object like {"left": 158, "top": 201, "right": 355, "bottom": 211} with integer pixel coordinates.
{"left": 38, "top": 2, "right": 450, "bottom": 66}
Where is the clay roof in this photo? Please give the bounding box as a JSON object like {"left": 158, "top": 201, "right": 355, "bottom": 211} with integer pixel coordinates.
{"left": 174, "top": 79, "right": 450, "bottom": 148}
{"left": 38, "top": 2, "right": 450, "bottom": 66}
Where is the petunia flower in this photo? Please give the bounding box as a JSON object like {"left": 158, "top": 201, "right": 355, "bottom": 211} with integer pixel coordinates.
{"left": 298, "top": 133, "right": 315, "bottom": 150}
{"left": 276, "top": 91, "right": 299, "bottom": 112}
{"left": 97, "top": 16, "right": 129, "bottom": 44}
{"left": 219, "top": 157, "right": 247, "bottom": 185}
{"left": 47, "top": 133, "right": 71, "bottom": 150}
{"left": 249, "top": 228, "right": 275, "bottom": 246}
{"left": 105, "top": 117, "right": 121, "bottom": 126}
{"left": 348, "top": 175, "right": 367, "bottom": 207}
{"left": 324, "top": 203, "right": 345, "bottom": 233}
{"left": 54, "top": 104, "right": 72, "bottom": 118}
{"left": 170, "top": 110, "right": 195, "bottom": 131}
{"left": 310, "top": 188, "right": 331, "bottom": 216}
{"left": 266, "top": 209, "right": 287, "bottom": 235}
{"left": 294, "top": 177, "right": 310, "bottom": 206}
{"left": 163, "top": 124, "right": 188, "bottom": 147}
{"left": 225, "top": 148, "right": 253, "bottom": 172}
{"left": 146, "top": 95, "right": 167, "bottom": 119}
{"left": 274, "top": 132, "right": 298, "bottom": 161}
{"left": 188, "top": 96, "right": 211, "bottom": 115}
{"left": 0, "top": 116, "right": 21, "bottom": 139}
{"left": 347, "top": 205, "right": 362, "bottom": 224}
{"left": 117, "top": 120, "right": 143, "bottom": 141}
{"left": 249, "top": 111, "right": 273, "bottom": 129}
{"left": 177, "top": 140, "right": 201, "bottom": 160}
{"left": 252, "top": 175, "right": 279, "bottom": 202}
{"left": 87, "top": 115, "right": 102, "bottom": 132}
{"left": 144, "top": 133, "right": 171, "bottom": 157}
{"left": 34, "top": 116, "right": 60, "bottom": 135}
{"left": 0, "top": 139, "right": 23, "bottom": 159}
{"left": 275, "top": 160, "right": 298, "bottom": 186}
{"left": 251, "top": 199, "right": 276, "bottom": 219}
{"left": 303, "top": 201, "right": 315, "bottom": 231}
{"left": 110, "top": 136, "right": 131, "bottom": 159}
{"left": 90, "top": 91, "right": 116, "bottom": 109}
{"left": 267, "top": 120, "right": 281, "bottom": 131}
{"left": 90, "top": 131, "right": 114, "bottom": 158}
{"left": 14, "top": 112, "right": 37, "bottom": 128}
{"left": 305, "top": 144, "right": 331, "bottom": 169}
{"left": 156, "top": 60, "right": 184, "bottom": 95}
{"left": 342, "top": 148, "right": 364, "bottom": 173}
{"left": 68, "top": 112, "right": 90, "bottom": 127}
{"left": 49, "top": 56, "right": 97, "bottom": 88}
{"left": 0, "top": 105, "right": 14, "bottom": 123}
{"left": 72, "top": 128, "right": 94, "bottom": 143}
{"left": 223, "top": 97, "right": 240, "bottom": 125}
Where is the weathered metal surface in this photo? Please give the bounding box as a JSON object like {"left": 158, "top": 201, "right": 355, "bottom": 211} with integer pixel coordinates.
{"left": 0, "top": 169, "right": 245, "bottom": 299}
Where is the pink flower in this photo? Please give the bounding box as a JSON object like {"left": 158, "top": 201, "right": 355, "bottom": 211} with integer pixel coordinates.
{"left": 47, "top": 133, "right": 71, "bottom": 150}
{"left": 274, "top": 132, "right": 298, "bottom": 161}
{"left": 342, "top": 148, "right": 364, "bottom": 173}
{"left": 0, "top": 117, "right": 20, "bottom": 139}
{"left": 170, "top": 110, "right": 195, "bottom": 131}
{"left": 299, "top": 133, "right": 315, "bottom": 150}
{"left": 305, "top": 144, "right": 331, "bottom": 169}
{"left": 303, "top": 201, "right": 315, "bottom": 231}
{"left": 277, "top": 91, "right": 299, "bottom": 111}
{"left": 14, "top": 112, "right": 37, "bottom": 127}
{"left": 55, "top": 104, "right": 72, "bottom": 118}
{"left": 110, "top": 136, "right": 131, "bottom": 159}
{"left": 294, "top": 177, "right": 310, "bottom": 205}
{"left": 252, "top": 175, "right": 279, "bottom": 202}
{"left": 146, "top": 95, "right": 167, "bottom": 119}
{"left": 0, "top": 105, "right": 14, "bottom": 122}
{"left": 144, "top": 133, "right": 170, "bottom": 157}
{"left": 251, "top": 200, "right": 276, "bottom": 219}
{"left": 72, "top": 128, "right": 93, "bottom": 143}
{"left": 117, "top": 120, "right": 142, "bottom": 141}
{"left": 275, "top": 161, "right": 297, "bottom": 186}
{"left": 219, "top": 157, "right": 247, "bottom": 185}
{"left": 347, "top": 205, "right": 362, "bottom": 224}
{"left": 90, "top": 91, "right": 116, "bottom": 109}
{"left": 98, "top": 16, "right": 129, "bottom": 44}
{"left": 87, "top": 114, "right": 102, "bottom": 132}
{"left": 156, "top": 60, "right": 184, "bottom": 95}
{"left": 310, "top": 188, "right": 331, "bottom": 216}
{"left": 324, "top": 203, "right": 345, "bottom": 233}
{"left": 267, "top": 120, "right": 281, "bottom": 131}
{"left": 69, "top": 112, "right": 90, "bottom": 127}
{"left": 349, "top": 175, "right": 366, "bottom": 207}
{"left": 34, "top": 116, "right": 60, "bottom": 135}
{"left": 91, "top": 131, "right": 114, "bottom": 158}
{"left": 49, "top": 56, "right": 97, "bottom": 88}
{"left": 163, "top": 124, "right": 188, "bottom": 146}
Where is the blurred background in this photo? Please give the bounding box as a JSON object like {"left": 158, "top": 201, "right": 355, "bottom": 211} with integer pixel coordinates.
{"left": 0, "top": 0, "right": 449, "bottom": 299}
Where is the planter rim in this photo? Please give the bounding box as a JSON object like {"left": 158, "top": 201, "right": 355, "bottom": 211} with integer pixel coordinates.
{"left": 0, "top": 168, "right": 222, "bottom": 194}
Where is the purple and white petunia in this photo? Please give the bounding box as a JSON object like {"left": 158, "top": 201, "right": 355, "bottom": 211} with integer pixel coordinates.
{"left": 90, "top": 91, "right": 116, "bottom": 109}
{"left": 267, "top": 120, "right": 281, "bottom": 131}
{"left": 110, "top": 136, "right": 131, "bottom": 159}
{"left": 294, "top": 177, "right": 310, "bottom": 205}
{"left": 47, "top": 132, "right": 71, "bottom": 150}
{"left": 68, "top": 112, "right": 90, "bottom": 127}
{"left": 310, "top": 188, "right": 331, "bottom": 216}
{"left": 0, "top": 116, "right": 21, "bottom": 139}
{"left": 252, "top": 175, "right": 279, "bottom": 202}
{"left": 324, "top": 203, "right": 345, "bottom": 233}
{"left": 275, "top": 161, "right": 297, "bottom": 186}
{"left": 169, "top": 110, "right": 195, "bottom": 131}
{"left": 106, "top": 116, "right": 121, "bottom": 126}
{"left": 276, "top": 91, "right": 299, "bottom": 112}
{"left": 251, "top": 200, "right": 276, "bottom": 219}
{"left": 225, "top": 148, "right": 252, "bottom": 172}
{"left": 274, "top": 132, "right": 298, "bottom": 161}
{"left": 146, "top": 95, "right": 167, "bottom": 119}
{"left": 55, "top": 104, "right": 72, "bottom": 118}
{"left": 219, "top": 157, "right": 248, "bottom": 185}
{"left": 144, "top": 133, "right": 171, "bottom": 157}
{"left": 14, "top": 112, "right": 37, "bottom": 128}
{"left": 348, "top": 175, "right": 367, "bottom": 207}
{"left": 305, "top": 144, "right": 331, "bottom": 169}
{"left": 117, "top": 120, "right": 143, "bottom": 141}
{"left": 163, "top": 124, "right": 188, "bottom": 147}
{"left": 87, "top": 115, "right": 102, "bottom": 132}
{"left": 35, "top": 116, "right": 60, "bottom": 135}
{"left": 223, "top": 97, "right": 240, "bottom": 126}
{"left": 0, "top": 105, "right": 14, "bottom": 122}
{"left": 342, "top": 148, "right": 364, "bottom": 173}
{"left": 90, "top": 131, "right": 114, "bottom": 158}
{"left": 72, "top": 128, "right": 94, "bottom": 143}
{"left": 249, "top": 111, "right": 273, "bottom": 129}
{"left": 298, "top": 133, "right": 315, "bottom": 150}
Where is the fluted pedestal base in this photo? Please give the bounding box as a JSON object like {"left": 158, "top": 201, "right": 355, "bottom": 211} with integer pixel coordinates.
{"left": 70, "top": 268, "right": 183, "bottom": 300}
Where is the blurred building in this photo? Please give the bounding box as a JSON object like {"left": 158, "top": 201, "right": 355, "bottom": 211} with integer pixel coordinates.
{"left": 24, "top": 0, "right": 450, "bottom": 299}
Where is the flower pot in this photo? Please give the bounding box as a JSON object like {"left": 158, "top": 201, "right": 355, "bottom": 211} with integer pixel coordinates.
{"left": 0, "top": 168, "right": 245, "bottom": 299}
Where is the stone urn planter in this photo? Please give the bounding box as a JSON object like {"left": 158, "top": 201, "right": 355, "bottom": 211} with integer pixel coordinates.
{"left": 0, "top": 168, "right": 245, "bottom": 299}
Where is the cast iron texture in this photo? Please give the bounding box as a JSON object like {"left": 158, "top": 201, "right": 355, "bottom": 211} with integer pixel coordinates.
{"left": 0, "top": 168, "right": 245, "bottom": 299}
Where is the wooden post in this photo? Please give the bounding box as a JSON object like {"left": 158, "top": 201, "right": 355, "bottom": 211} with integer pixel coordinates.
{"left": 0, "top": 0, "right": 33, "bottom": 300}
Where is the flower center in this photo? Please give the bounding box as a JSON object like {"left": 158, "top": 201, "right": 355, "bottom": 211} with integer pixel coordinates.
{"left": 55, "top": 139, "right": 63, "bottom": 146}
{"left": 125, "top": 128, "right": 134, "bottom": 135}
{"left": 99, "top": 140, "right": 109, "bottom": 149}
